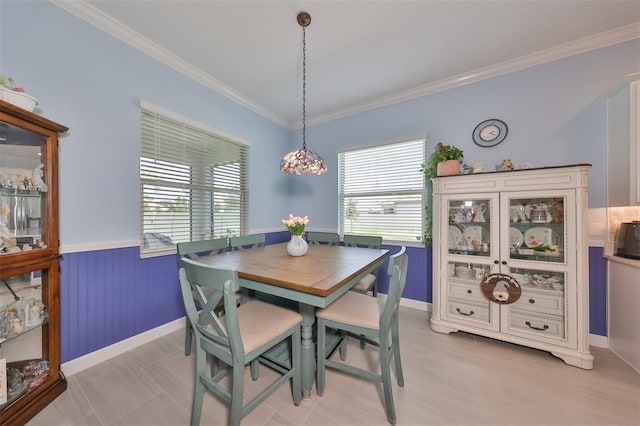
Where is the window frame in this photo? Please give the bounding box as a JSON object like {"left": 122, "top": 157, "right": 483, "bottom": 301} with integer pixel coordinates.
{"left": 139, "top": 101, "right": 249, "bottom": 257}
{"left": 338, "top": 138, "right": 426, "bottom": 247}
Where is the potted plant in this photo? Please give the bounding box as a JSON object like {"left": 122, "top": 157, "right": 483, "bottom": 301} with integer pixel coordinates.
{"left": 421, "top": 142, "right": 464, "bottom": 181}
{"left": 420, "top": 142, "right": 464, "bottom": 244}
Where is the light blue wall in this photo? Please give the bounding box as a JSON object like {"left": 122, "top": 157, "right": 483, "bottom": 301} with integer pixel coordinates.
{"left": 292, "top": 39, "right": 640, "bottom": 222}
{"left": 1, "top": 1, "right": 295, "bottom": 246}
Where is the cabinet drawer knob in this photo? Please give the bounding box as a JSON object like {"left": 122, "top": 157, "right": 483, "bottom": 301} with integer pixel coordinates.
{"left": 456, "top": 308, "right": 475, "bottom": 316}
{"left": 529, "top": 298, "right": 535, "bottom": 304}
{"left": 467, "top": 289, "right": 473, "bottom": 294}
{"left": 525, "top": 321, "right": 549, "bottom": 331}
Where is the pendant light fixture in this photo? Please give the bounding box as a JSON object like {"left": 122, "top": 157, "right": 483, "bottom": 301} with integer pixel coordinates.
{"left": 280, "top": 11, "right": 327, "bottom": 175}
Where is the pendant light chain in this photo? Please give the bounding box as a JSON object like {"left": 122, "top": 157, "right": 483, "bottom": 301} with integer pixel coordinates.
{"left": 280, "top": 11, "right": 326, "bottom": 175}
{"left": 302, "top": 24, "right": 307, "bottom": 150}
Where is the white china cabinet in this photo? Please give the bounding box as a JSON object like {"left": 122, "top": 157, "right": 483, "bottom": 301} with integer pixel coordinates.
{"left": 0, "top": 100, "right": 67, "bottom": 425}
{"left": 430, "top": 164, "right": 593, "bottom": 369}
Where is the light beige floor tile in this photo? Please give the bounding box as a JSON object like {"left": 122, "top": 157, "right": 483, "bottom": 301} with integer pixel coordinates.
{"left": 24, "top": 306, "right": 640, "bottom": 426}
{"left": 110, "top": 392, "right": 189, "bottom": 426}
{"left": 27, "top": 376, "right": 95, "bottom": 426}
{"left": 142, "top": 348, "right": 196, "bottom": 403}
{"left": 80, "top": 360, "right": 161, "bottom": 424}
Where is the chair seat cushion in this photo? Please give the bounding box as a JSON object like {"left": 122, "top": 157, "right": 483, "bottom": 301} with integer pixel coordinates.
{"left": 316, "top": 291, "right": 380, "bottom": 330}
{"left": 352, "top": 273, "right": 376, "bottom": 291}
{"left": 236, "top": 300, "right": 302, "bottom": 353}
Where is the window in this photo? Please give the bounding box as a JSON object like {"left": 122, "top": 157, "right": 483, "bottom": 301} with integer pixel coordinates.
{"left": 338, "top": 139, "right": 425, "bottom": 245}
{"left": 139, "top": 103, "right": 248, "bottom": 256}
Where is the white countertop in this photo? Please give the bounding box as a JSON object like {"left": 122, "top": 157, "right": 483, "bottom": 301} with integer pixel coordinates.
{"left": 605, "top": 253, "right": 640, "bottom": 268}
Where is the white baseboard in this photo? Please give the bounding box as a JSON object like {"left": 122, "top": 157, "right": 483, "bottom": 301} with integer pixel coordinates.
{"left": 589, "top": 333, "right": 608, "bottom": 348}
{"left": 61, "top": 318, "right": 184, "bottom": 377}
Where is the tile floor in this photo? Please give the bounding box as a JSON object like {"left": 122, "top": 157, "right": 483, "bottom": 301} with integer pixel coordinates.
{"left": 27, "top": 307, "right": 640, "bottom": 425}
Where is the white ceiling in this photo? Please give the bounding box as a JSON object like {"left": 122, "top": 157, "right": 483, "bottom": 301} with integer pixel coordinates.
{"left": 55, "top": 1, "right": 640, "bottom": 129}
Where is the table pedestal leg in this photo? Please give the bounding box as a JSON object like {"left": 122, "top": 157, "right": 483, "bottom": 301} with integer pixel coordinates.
{"left": 299, "top": 303, "right": 316, "bottom": 398}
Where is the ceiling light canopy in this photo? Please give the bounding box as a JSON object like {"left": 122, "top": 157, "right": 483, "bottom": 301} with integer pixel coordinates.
{"left": 280, "top": 11, "right": 327, "bottom": 176}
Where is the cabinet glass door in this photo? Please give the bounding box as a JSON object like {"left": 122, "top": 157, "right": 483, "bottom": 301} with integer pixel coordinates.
{"left": 445, "top": 196, "right": 494, "bottom": 258}
{"left": 0, "top": 122, "right": 48, "bottom": 256}
{"left": 0, "top": 267, "right": 49, "bottom": 408}
{"left": 505, "top": 195, "right": 567, "bottom": 264}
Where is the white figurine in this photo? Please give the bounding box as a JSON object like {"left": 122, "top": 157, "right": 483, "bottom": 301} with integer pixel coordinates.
{"left": 473, "top": 162, "right": 485, "bottom": 173}
{"left": 31, "top": 163, "right": 48, "bottom": 192}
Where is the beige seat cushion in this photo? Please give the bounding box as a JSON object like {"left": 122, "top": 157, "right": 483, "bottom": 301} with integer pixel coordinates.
{"left": 236, "top": 301, "right": 302, "bottom": 353}
{"left": 352, "top": 273, "right": 376, "bottom": 291}
{"left": 316, "top": 291, "right": 381, "bottom": 330}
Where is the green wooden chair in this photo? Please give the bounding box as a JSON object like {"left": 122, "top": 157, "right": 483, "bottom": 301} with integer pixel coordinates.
{"left": 229, "top": 233, "right": 265, "bottom": 251}
{"left": 307, "top": 231, "right": 340, "bottom": 245}
{"left": 179, "top": 258, "right": 302, "bottom": 426}
{"left": 343, "top": 234, "right": 383, "bottom": 296}
{"left": 177, "top": 238, "right": 229, "bottom": 355}
{"left": 177, "top": 237, "right": 228, "bottom": 259}
{"left": 316, "top": 246, "right": 408, "bottom": 425}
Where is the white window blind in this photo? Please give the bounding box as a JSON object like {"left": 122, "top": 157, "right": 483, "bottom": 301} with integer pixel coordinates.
{"left": 140, "top": 109, "right": 248, "bottom": 256}
{"left": 338, "top": 139, "right": 425, "bottom": 244}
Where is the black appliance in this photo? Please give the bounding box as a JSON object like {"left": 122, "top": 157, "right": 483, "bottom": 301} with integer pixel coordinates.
{"left": 615, "top": 221, "right": 640, "bottom": 260}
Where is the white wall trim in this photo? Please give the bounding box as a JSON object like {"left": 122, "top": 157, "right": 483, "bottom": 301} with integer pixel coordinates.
{"left": 61, "top": 318, "right": 184, "bottom": 377}
{"left": 60, "top": 239, "right": 140, "bottom": 254}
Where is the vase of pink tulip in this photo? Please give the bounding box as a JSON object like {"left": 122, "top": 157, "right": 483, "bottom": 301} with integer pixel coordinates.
{"left": 282, "top": 214, "right": 309, "bottom": 256}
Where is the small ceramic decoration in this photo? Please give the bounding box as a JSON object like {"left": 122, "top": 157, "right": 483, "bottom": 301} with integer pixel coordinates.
{"left": 553, "top": 199, "right": 564, "bottom": 223}
{"left": 499, "top": 158, "right": 515, "bottom": 171}
{"left": 31, "top": 163, "right": 47, "bottom": 192}
{"left": 523, "top": 161, "right": 535, "bottom": 169}
{"left": 473, "top": 162, "right": 485, "bottom": 173}
{"left": 473, "top": 203, "right": 487, "bottom": 223}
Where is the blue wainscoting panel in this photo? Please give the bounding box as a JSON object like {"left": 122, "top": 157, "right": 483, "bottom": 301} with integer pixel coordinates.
{"left": 588, "top": 246, "right": 607, "bottom": 336}
{"left": 59, "top": 247, "right": 182, "bottom": 362}
{"left": 57, "top": 241, "right": 605, "bottom": 364}
{"left": 373, "top": 245, "right": 430, "bottom": 303}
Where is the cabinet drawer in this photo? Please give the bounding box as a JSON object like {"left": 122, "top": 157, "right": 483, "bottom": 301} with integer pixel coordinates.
{"left": 449, "top": 279, "right": 485, "bottom": 302}
{"left": 513, "top": 289, "right": 564, "bottom": 316}
{"left": 446, "top": 298, "right": 491, "bottom": 324}
{"left": 507, "top": 310, "right": 565, "bottom": 340}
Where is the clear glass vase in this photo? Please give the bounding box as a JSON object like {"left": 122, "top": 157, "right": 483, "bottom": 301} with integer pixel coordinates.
{"left": 287, "top": 234, "right": 308, "bottom": 256}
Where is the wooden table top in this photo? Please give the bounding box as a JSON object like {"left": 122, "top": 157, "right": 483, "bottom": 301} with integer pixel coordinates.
{"left": 195, "top": 243, "right": 389, "bottom": 297}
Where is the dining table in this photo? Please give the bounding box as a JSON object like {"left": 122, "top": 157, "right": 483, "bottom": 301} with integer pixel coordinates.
{"left": 194, "top": 242, "right": 389, "bottom": 398}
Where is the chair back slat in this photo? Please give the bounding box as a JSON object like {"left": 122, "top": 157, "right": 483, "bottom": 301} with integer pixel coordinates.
{"left": 307, "top": 232, "right": 340, "bottom": 245}
{"left": 179, "top": 258, "right": 243, "bottom": 356}
{"left": 381, "top": 246, "right": 408, "bottom": 328}
{"left": 343, "top": 234, "right": 382, "bottom": 249}
{"left": 229, "top": 233, "right": 266, "bottom": 251}
{"left": 177, "top": 237, "right": 228, "bottom": 259}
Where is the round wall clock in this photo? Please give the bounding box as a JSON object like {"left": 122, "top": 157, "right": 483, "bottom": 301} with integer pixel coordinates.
{"left": 472, "top": 119, "right": 508, "bottom": 147}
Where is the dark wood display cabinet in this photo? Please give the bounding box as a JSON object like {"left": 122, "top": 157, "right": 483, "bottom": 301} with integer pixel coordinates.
{"left": 0, "top": 100, "right": 67, "bottom": 425}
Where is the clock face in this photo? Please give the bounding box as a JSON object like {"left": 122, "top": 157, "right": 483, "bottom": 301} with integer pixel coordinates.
{"left": 473, "top": 119, "right": 508, "bottom": 147}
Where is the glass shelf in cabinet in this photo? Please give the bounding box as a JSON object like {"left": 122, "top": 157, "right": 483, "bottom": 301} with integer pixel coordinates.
{"left": 0, "top": 313, "right": 48, "bottom": 345}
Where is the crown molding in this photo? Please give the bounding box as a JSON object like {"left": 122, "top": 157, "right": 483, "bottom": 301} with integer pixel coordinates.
{"left": 50, "top": 0, "right": 291, "bottom": 129}
{"left": 50, "top": 1, "right": 639, "bottom": 130}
